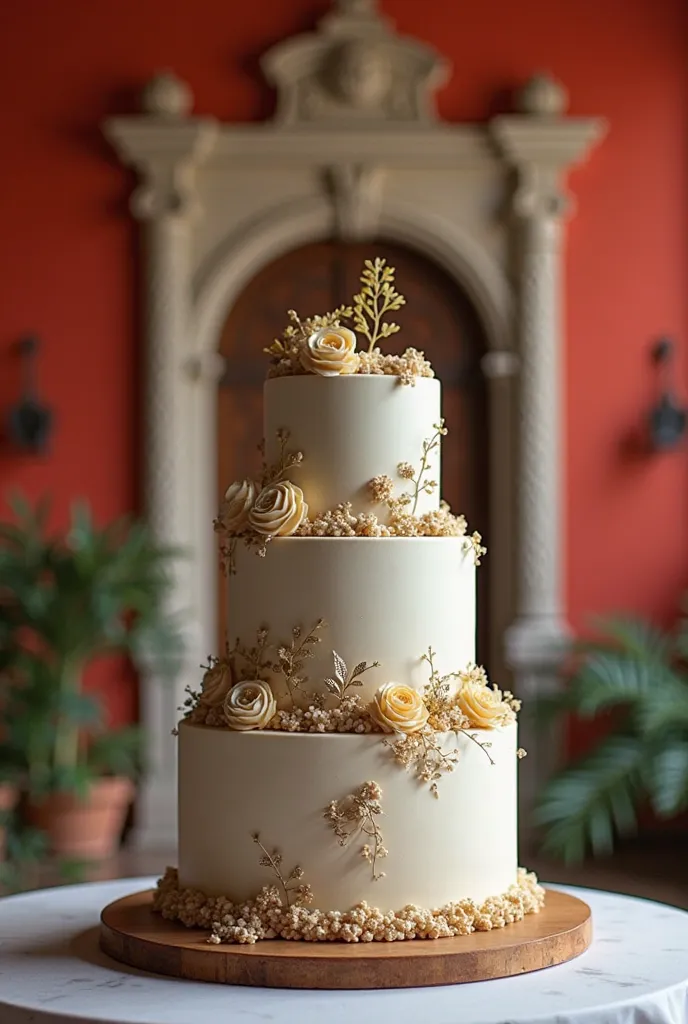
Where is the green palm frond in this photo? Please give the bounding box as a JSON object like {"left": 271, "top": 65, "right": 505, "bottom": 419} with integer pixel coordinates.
{"left": 643, "top": 741, "right": 688, "bottom": 817}
{"left": 538, "top": 600, "right": 688, "bottom": 862}
{"left": 588, "top": 615, "right": 672, "bottom": 665}
{"left": 536, "top": 735, "right": 644, "bottom": 862}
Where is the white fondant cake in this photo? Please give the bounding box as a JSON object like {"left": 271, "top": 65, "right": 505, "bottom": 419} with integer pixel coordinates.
{"left": 228, "top": 536, "right": 475, "bottom": 705}
{"left": 178, "top": 724, "right": 517, "bottom": 910}
{"left": 158, "top": 259, "right": 543, "bottom": 945}
{"left": 264, "top": 376, "right": 441, "bottom": 520}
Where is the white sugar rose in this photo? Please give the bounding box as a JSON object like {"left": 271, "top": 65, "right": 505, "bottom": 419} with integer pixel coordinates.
{"left": 219, "top": 479, "right": 258, "bottom": 534}
{"left": 301, "top": 326, "right": 360, "bottom": 377}
{"left": 223, "top": 680, "right": 277, "bottom": 731}
{"left": 199, "top": 659, "right": 233, "bottom": 708}
{"left": 368, "top": 682, "right": 429, "bottom": 735}
{"left": 248, "top": 481, "right": 308, "bottom": 537}
{"left": 457, "top": 682, "right": 504, "bottom": 729}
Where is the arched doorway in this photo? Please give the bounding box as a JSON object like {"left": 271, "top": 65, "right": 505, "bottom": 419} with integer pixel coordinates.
{"left": 217, "top": 241, "right": 490, "bottom": 667}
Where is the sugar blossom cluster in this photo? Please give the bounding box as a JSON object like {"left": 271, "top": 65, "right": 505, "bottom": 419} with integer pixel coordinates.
{"left": 153, "top": 866, "right": 545, "bottom": 945}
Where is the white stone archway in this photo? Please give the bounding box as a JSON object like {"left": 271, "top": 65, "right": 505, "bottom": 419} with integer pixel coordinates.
{"left": 105, "top": 0, "right": 605, "bottom": 849}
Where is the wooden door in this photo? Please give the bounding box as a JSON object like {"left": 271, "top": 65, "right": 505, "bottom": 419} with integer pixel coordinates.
{"left": 217, "top": 242, "right": 489, "bottom": 665}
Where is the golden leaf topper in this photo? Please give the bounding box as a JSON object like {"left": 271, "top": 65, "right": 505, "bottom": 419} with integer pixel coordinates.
{"left": 265, "top": 258, "right": 409, "bottom": 378}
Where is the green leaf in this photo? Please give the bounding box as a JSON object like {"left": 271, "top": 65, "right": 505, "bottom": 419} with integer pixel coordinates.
{"left": 570, "top": 652, "right": 659, "bottom": 716}
{"left": 89, "top": 725, "right": 143, "bottom": 779}
{"left": 535, "top": 734, "right": 644, "bottom": 862}
{"left": 589, "top": 615, "right": 671, "bottom": 665}
{"left": 644, "top": 742, "right": 688, "bottom": 817}
{"left": 56, "top": 691, "right": 102, "bottom": 727}
{"left": 639, "top": 682, "right": 688, "bottom": 735}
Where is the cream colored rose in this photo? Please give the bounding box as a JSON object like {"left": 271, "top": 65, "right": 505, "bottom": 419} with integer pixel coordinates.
{"left": 223, "top": 680, "right": 276, "bottom": 731}
{"left": 368, "top": 682, "right": 429, "bottom": 735}
{"left": 457, "top": 682, "right": 504, "bottom": 729}
{"left": 248, "top": 481, "right": 308, "bottom": 537}
{"left": 301, "top": 326, "right": 360, "bottom": 377}
{"left": 220, "top": 479, "right": 258, "bottom": 533}
{"left": 199, "top": 660, "right": 233, "bottom": 707}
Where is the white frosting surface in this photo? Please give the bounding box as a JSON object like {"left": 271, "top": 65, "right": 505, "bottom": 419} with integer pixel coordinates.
{"left": 229, "top": 536, "right": 475, "bottom": 704}
{"left": 178, "top": 722, "right": 518, "bottom": 909}
{"left": 264, "top": 376, "right": 441, "bottom": 519}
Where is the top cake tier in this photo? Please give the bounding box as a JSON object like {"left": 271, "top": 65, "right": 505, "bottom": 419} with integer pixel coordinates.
{"left": 264, "top": 375, "right": 441, "bottom": 521}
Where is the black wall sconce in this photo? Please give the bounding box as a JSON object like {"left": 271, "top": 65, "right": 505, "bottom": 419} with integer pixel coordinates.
{"left": 648, "top": 337, "right": 687, "bottom": 452}
{"left": 5, "top": 335, "right": 54, "bottom": 454}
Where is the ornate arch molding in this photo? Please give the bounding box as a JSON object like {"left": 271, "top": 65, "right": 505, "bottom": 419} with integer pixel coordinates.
{"left": 104, "top": 0, "right": 605, "bottom": 848}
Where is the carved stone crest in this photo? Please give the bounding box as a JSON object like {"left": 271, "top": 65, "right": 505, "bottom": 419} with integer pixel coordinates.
{"left": 261, "top": 0, "right": 449, "bottom": 126}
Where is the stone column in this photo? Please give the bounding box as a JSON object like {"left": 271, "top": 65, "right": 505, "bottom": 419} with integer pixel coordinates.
{"left": 491, "top": 75, "right": 606, "bottom": 832}
{"left": 104, "top": 74, "right": 218, "bottom": 848}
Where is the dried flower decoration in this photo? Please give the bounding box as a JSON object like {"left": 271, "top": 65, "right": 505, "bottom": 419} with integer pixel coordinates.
{"left": 248, "top": 481, "right": 308, "bottom": 538}
{"left": 356, "top": 346, "right": 433, "bottom": 385}
{"left": 265, "top": 306, "right": 354, "bottom": 376}
{"left": 324, "top": 781, "right": 388, "bottom": 881}
{"left": 252, "top": 834, "right": 313, "bottom": 908}
{"left": 224, "top": 680, "right": 277, "bottom": 731}
{"left": 368, "top": 682, "right": 429, "bottom": 735}
{"left": 215, "top": 429, "right": 305, "bottom": 572}
{"left": 455, "top": 665, "right": 521, "bottom": 729}
{"left": 218, "top": 479, "right": 258, "bottom": 534}
{"left": 198, "top": 655, "right": 233, "bottom": 708}
{"left": 277, "top": 618, "right": 327, "bottom": 708}
{"left": 324, "top": 650, "right": 380, "bottom": 703}
{"left": 301, "top": 325, "right": 360, "bottom": 376}
{"left": 465, "top": 531, "right": 487, "bottom": 567}
{"left": 265, "top": 261, "right": 432, "bottom": 383}
{"left": 153, "top": 866, "right": 545, "bottom": 945}
{"left": 402, "top": 419, "right": 445, "bottom": 515}
{"left": 421, "top": 647, "right": 467, "bottom": 732}
{"left": 383, "top": 730, "right": 463, "bottom": 799}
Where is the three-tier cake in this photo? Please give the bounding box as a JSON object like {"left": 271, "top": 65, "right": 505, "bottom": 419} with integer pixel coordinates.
{"left": 154, "top": 258, "right": 544, "bottom": 944}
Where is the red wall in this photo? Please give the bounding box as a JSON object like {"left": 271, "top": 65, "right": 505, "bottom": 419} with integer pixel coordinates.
{"left": 0, "top": 0, "right": 686, "bottom": 725}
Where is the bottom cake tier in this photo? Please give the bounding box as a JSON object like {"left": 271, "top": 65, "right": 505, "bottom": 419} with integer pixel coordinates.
{"left": 161, "top": 720, "right": 543, "bottom": 943}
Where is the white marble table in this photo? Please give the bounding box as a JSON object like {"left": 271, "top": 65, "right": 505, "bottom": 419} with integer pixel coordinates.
{"left": 0, "top": 877, "right": 687, "bottom": 1024}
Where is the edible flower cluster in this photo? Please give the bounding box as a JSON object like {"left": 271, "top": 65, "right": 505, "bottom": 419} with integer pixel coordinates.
{"left": 265, "top": 258, "right": 434, "bottom": 384}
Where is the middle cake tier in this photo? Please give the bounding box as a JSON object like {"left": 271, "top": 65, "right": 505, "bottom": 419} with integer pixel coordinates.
{"left": 229, "top": 537, "right": 475, "bottom": 705}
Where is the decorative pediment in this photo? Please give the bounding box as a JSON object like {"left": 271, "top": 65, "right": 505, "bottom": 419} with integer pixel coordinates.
{"left": 261, "top": 0, "right": 449, "bottom": 127}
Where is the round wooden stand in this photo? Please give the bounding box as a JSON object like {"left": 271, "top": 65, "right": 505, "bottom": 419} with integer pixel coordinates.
{"left": 100, "top": 887, "right": 591, "bottom": 989}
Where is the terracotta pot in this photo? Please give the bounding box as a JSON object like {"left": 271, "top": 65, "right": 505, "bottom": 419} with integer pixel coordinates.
{"left": 0, "top": 782, "right": 19, "bottom": 860}
{"left": 26, "top": 777, "right": 135, "bottom": 860}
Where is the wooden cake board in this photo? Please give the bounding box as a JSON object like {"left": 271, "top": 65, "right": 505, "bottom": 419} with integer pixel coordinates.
{"left": 100, "top": 887, "right": 591, "bottom": 989}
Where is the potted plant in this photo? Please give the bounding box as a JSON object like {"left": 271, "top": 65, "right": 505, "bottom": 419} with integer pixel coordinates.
{"left": 0, "top": 495, "right": 183, "bottom": 860}
{"left": 536, "top": 607, "right": 688, "bottom": 862}
{"left": 0, "top": 629, "right": 22, "bottom": 860}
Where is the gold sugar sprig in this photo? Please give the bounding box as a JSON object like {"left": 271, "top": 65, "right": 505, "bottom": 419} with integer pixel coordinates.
{"left": 252, "top": 834, "right": 312, "bottom": 908}
{"left": 324, "top": 781, "right": 388, "bottom": 881}
{"left": 324, "top": 651, "right": 380, "bottom": 704}
{"left": 383, "top": 730, "right": 462, "bottom": 799}
{"left": 403, "top": 420, "right": 446, "bottom": 515}
{"left": 259, "top": 428, "right": 303, "bottom": 489}
{"left": 277, "top": 618, "right": 327, "bottom": 708}
{"left": 228, "top": 626, "right": 272, "bottom": 682}
{"left": 351, "top": 258, "right": 406, "bottom": 353}
{"left": 420, "top": 646, "right": 458, "bottom": 719}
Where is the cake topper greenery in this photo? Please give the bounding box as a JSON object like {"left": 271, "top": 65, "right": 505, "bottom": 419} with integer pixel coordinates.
{"left": 265, "top": 258, "right": 433, "bottom": 384}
